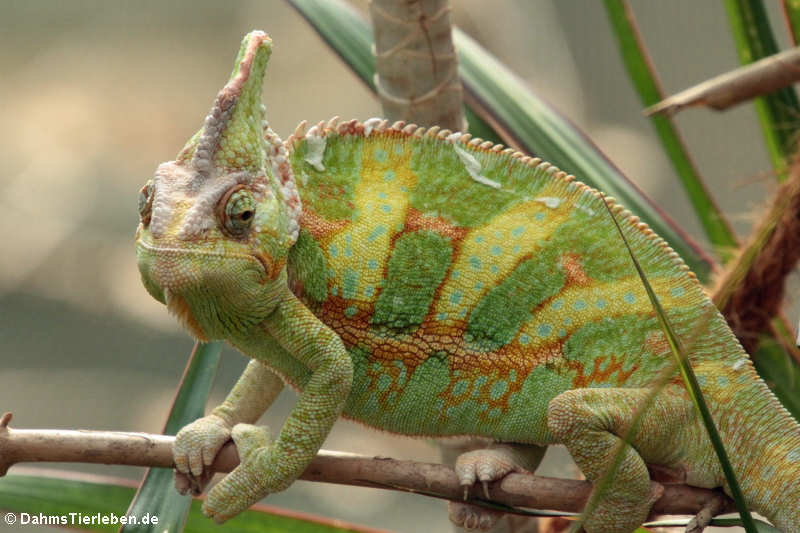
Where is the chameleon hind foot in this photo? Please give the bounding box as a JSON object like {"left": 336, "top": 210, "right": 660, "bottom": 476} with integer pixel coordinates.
{"left": 450, "top": 444, "right": 547, "bottom": 531}
{"left": 547, "top": 388, "right": 686, "bottom": 533}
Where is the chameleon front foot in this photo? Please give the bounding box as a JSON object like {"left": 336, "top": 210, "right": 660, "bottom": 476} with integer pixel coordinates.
{"left": 202, "top": 423, "right": 274, "bottom": 523}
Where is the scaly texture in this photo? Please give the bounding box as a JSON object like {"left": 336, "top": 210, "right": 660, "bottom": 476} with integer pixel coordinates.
{"left": 135, "top": 32, "right": 800, "bottom": 532}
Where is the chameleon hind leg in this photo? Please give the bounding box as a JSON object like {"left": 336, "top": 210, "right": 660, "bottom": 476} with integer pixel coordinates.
{"left": 449, "top": 443, "right": 546, "bottom": 531}
{"left": 547, "top": 386, "right": 694, "bottom": 533}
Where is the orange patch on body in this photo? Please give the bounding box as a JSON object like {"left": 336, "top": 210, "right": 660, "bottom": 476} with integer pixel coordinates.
{"left": 567, "top": 355, "right": 638, "bottom": 388}
{"left": 300, "top": 208, "right": 350, "bottom": 241}
{"left": 404, "top": 208, "right": 470, "bottom": 241}
{"left": 561, "top": 253, "right": 591, "bottom": 286}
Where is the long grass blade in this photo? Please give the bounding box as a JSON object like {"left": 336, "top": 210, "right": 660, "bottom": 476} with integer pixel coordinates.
{"left": 600, "top": 196, "right": 758, "bottom": 532}
{"left": 783, "top": 0, "right": 800, "bottom": 44}
{"left": 120, "top": 341, "right": 222, "bottom": 532}
{"left": 724, "top": 0, "right": 800, "bottom": 180}
{"left": 286, "top": 0, "right": 715, "bottom": 281}
{"left": 603, "top": 0, "right": 738, "bottom": 262}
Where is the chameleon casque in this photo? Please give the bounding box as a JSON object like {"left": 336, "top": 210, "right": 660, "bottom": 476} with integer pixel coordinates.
{"left": 135, "top": 32, "right": 800, "bottom": 532}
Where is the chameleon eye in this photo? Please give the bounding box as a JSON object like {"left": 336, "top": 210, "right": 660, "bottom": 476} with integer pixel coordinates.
{"left": 138, "top": 180, "right": 154, "bottom": 225}
{"left": 219, "top": 185, "right": 256, "bottom": 238}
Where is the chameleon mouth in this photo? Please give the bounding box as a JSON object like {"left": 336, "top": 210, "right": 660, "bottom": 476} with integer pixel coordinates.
{"left": 164, "top": 288, "right": 209, "bottom": 342}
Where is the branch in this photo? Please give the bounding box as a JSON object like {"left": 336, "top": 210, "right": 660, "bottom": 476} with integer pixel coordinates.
{"left": 0, "top": 412, "right": 735, "bottom": 520}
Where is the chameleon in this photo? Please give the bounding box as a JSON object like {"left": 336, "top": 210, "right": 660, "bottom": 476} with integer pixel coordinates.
{"left": 134, "top": 31, "right": 800, "bottom": 532}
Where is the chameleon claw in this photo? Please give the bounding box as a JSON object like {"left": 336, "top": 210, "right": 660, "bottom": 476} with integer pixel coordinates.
{"left": 482, "top": 481, "right": 490, "bottom": 499}
{"left": 462, "top": 485, "right": 469, "bottom": 500}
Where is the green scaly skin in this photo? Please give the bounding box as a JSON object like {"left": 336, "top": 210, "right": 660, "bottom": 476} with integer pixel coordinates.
{"left": 135, "top": 32, "right": 800, "bottom": 532}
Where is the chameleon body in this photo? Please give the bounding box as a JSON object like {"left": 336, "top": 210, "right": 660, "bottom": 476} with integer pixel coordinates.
{"left": 135, "top": 32, "right": 800, "bottom": 532}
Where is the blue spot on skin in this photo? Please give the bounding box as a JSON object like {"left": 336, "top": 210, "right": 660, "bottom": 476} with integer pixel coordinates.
{"left": 375, "top": 148, "right": 388, "bottom": 162}
{"left": 761, "top": 465, "right": 776, "bottom": 481}
{"left": 519, "top": 334, "right": 531, "bottom": 345}
{"left": 717, "top": 376, "right": 730, "bottom": 387}
{"left": 534, "top": 212, "right": 546, "bottom": 222}
{"left": 490, "top": 380, "right": 508, "bottom": 400}
{"left": 453, "top": 380, "right": 469, "bottom": 396}
{"left": 509, "top": 370, "right": 517, "bottom": 382}
{"left": 787, "top": 449, "right": 800, "bottom": 462}
{"left": 364, "top": 285, "right": 375, "bottom": 298}
{"left": 451, "top": 270, "right": 461, "bottom": 279}
{"left": 368, "top": 259, "right": 379, "bottom": 270}
{"left": 331, "top": 286, "right": 339, "bottom": 296}
{"left": 377, "top": 191, "right": 388, "bottom": 199}
{"left": 474, "top": 281, "right": 484, "bottom": 291}
{"left": 623, "top": 292, "right": 636, "bottom": 304}
{"left": 345, "top": 305, "right": 358, "bottom": 317}
{"left": 469, "top": 256, "right": 482, "bottom": 270}
{"left": 450, "top": 291, "right": 463, "bottom": 304}
{"left": 344, "top": 246, "right": 353, "bottom": 257}
{"left": 490, "top": 245, "right": 502, "bottom": 256}
{"left": 367, "top": 225, "right": 387, "bottom": 242}
{"left": 596, "top": 299, "right": 607, "bottom": 309}
{"left": 377, "top": 373, "right": 392, "bottom": 392}
{"left": 474, "top": 235, "right": 486, "bottom": 244}
{"left": 436, "top": 312, "right": 448, "bottom": 321}
{"left": 512, "top": 226, "right": 525, "bottom": 237}
{"left": 563, "top": 317, "right": 573, "bottom": 326}
{"left": 383, "top": 170, "right": 395, "bottom": 182}
{"left": 329, "top": 244, "right": 339, "bottom": 257}
{"left": 552, "top": 299, "right": 564, "bottom": 310}
{"left": 458, "top": 309, "right": 467, "bottom": 318}
{"left": 670, "top": 286, "right": 685, "bottom": 297}
{"left": 558, "top": 329, "right": 567, "bottom": 337}
{"left": 537, "top": 324, "right": 552, "bottom": 337}
{"left": 494, "top": 230, "right": 503, "bottom": 239}
{"left": 474, "top": 376, "right": 487, "bottom": 388}
{"left": 488, "top": 407, "right": 502, "bottom": 419}
{"left": 343, "top": 269, "right": 359, "bottom": 299}
{"left": 490, "top": 265, "right": 499, "bottom": 274}
{"left": 381, "top": 204, "right": 392, "bottom": 213}
{"left": 512, "top": 245, "right": 521, "bottom": 254}
{"left": 445, "top": 407, "right": 456, "bottom": 419}
{"left": 573, "top": 299, "right": 587, "bottom": 311}
{"left": 697, "top": 375, "right": 707, "bottom": 386}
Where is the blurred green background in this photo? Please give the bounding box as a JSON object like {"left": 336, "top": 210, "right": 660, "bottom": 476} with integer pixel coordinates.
{"left": 1, "top": 1, "right": 793, "bottom": 531}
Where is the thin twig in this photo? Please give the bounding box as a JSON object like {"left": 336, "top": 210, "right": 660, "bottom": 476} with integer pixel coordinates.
{"left": 0, "top": 413, "right": 736, "bottom": 520}
{"left": 645, "top": 46, "right": 800, "bottom": 116}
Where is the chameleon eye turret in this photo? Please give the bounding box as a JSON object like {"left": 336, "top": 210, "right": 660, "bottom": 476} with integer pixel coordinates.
{"left": 218, "top": 185, "right": 256, "bottom": 238}
{"left": 135, "top": 31, "right": 300, "bottom": 340}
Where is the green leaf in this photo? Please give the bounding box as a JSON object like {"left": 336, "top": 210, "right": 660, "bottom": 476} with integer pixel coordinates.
{"left": 0, "top": 473, "right": 368, "bottom": 533}
{"left": 287, "top": 0, "right": 715, "bottom": 282}
{"left": 724, "top": 0, "right": 800, "bottom": 180}
{"left": 601, "top": 197, "right": 758, "bottom": 532}
{"left": 121, "top": 341, "right": 223, "bottom": 533}
{"left": 602, "top": 0, "right": 738, "bottom": 263}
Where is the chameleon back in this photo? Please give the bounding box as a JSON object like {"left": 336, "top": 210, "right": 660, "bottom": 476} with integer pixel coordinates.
{"left": 285, "top": 119, "right": 746, "bottom": 443}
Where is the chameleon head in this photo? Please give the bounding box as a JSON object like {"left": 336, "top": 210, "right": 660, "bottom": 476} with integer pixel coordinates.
{"left": 135, "top": 31, "right": 301, "bottom": 341}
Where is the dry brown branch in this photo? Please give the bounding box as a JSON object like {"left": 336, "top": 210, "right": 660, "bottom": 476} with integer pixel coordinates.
{"left": 370, "top": 0, "right": 464, "bottom": 131}
{"left": 0, "top": 412, "right": 736, "bottom": 521}
{"left": 712, "top": 149, "right": 800, "bottom": 358}
{"left": 645, "top": 46, "right": 800, "bottom": 116}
